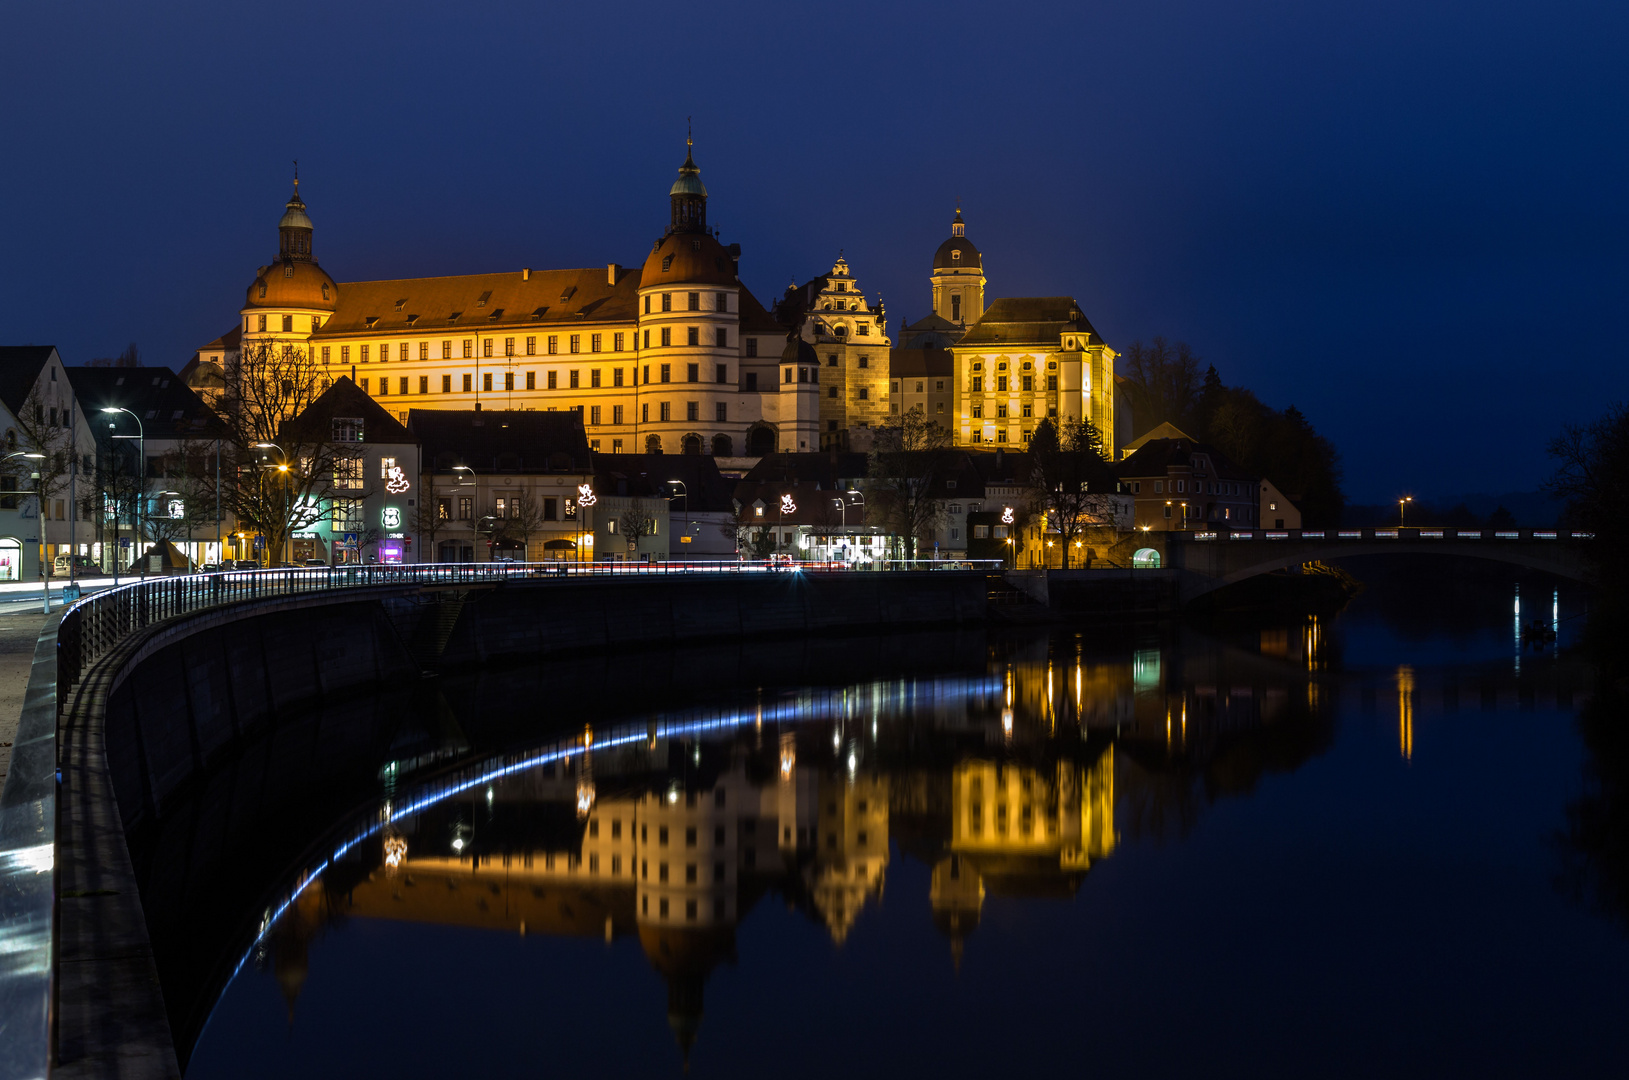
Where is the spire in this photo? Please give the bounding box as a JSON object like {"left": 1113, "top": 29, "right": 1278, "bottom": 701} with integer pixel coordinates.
{"left": 951, "top": 205, "right": 966, "bottom": 238}
{"left": 278, "top": 163, "right": 315, "bottom": 261}
{"left": 668, "top": 125, "right": 708, "bottom": 234}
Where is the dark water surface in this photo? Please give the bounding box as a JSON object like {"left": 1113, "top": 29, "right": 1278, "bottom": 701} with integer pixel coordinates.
{"left": 170, "top": 563, "right": 1627, "bottom": 1078}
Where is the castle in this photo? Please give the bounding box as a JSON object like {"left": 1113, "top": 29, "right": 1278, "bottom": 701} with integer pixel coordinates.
{"left": 187, "top": 141, "right": 1119, "bottom": 459}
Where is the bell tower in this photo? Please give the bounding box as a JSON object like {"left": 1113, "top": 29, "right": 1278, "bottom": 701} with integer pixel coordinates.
{"left": 278, "top": 163, "right": 315, "bottom": 262}
{"left": 930, "top": 207, "right": 984, "bottom": 328}
{"left": 668, "top": 131, "right": 708, "bottom": 235}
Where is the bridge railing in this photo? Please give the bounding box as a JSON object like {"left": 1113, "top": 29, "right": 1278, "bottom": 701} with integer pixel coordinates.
{"left": 54, "top": 558, "right": 1005, "bottom": 698}
{"left": 1183, "top": 528, "right": 1593, "bottom": 542}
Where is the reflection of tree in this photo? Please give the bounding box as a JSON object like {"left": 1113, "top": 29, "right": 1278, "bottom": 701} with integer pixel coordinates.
{"left": 1557, "top": 618, "right": 1629, "bottom": 931}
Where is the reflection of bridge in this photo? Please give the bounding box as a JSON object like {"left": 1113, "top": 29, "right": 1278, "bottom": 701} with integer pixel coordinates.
{"left": 1158, "top": 528, "right": 1594, "bottom": 602}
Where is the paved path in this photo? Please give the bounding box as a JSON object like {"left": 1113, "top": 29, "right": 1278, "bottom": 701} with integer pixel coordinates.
{"left": 0, "top": 609, "right": 51, "bottom": 792}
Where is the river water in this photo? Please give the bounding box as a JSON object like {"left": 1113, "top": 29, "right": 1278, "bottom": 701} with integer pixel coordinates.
{"left": 166, "top": 561, "right": 1626, "bottom": 1078}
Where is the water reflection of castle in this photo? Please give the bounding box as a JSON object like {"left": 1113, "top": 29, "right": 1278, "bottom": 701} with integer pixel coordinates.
{"left": 263, "top": 627, "right": 1331, "bottom": 1064}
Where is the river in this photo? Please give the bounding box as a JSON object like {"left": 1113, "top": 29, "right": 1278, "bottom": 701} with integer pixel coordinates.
{"left": 161, "top": 560, "right": 1625, "bottom": 1077}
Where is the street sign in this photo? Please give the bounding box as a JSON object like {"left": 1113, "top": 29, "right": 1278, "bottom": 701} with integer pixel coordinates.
{"left": 253, "top": 535, "right": 265, "bottom": 552}
{"left": 344, "top": 532, "right": 358, "bottom": 545}
{"left": 118, "top": 538, "right": 130, "bottom": 549}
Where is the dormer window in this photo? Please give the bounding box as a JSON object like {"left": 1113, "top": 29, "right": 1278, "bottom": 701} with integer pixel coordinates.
{"left": 662, "top": 255, "right": 674, "bottom": 271}
{"left": 321, "top": 283, "right": 329, "bottom": 301}
{"left": 476, "top": 291, "right": 492, "bottom": 307}
{"left": 393, "top": 298, "right": 408, "bottom": 311}
{"left": 448, "top": 311, "right": 462, "bottom": 322}
{"left": 559, "top": 287, "right": 576, "bottom": 303}
{"left": 972, "top": 361, "right": 982, "bottom": 371}
{"left": 365, "top": 317, "right": 378, "bottom": 328}
{"left": 405, "top": 314, "right": 418, "bottom": 326}
{"left": 488, "top": 308, "right": 504, "bottom": 321}
{"left": 997, "top": 361, "right": 1007, "bottom": 371}
{"left": 531, "top": 306, "right": 548, "bottom": 318}
{"left": 258, "top": 282, "right": 267, "bottom": 299}
{"left": 951, "top": 250, "right": 961, "bottom": 261}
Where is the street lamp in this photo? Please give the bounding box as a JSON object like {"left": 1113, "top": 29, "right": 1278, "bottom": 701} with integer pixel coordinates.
{"left": 1398, "top": 495, "right": 1413, "bottom": 527}
{"left": 3, "top": 451, "right": 48, "bottom": 611}
{"left": 102, "top": 408, "right": 147, "bottom": 576}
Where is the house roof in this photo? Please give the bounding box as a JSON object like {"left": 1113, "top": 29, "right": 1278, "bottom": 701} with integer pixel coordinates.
{"left": 902, "top": 312, "right": 959, "bottom": 332}
{"left": 1114, "top": 437, "right": 1254, "bottom": 481}
{"left": 957, "top": 297, "right": 1102, "bottom": 348}
{"left": 1121, "top": 421, "right": 1196, "bottom": 454}
{"left": 65, "top": 365, "right": 229, "bottom": 442}
{"left": 0, "top": 346, "right": 58, "bottom": 417}
{"left": 737, "top": 286, "right": 787, "bottom": 336}
{"left": 888, "top": 347, "right": 953, "bottom": 378}
{"left": 200, "top": 325, "right": 241, "bottom": 352}
{"left": 591, "top": 453, "right": 735, "bottom": 511}
{"left": 741, "top": 451, "right": 870, "bottom": 488}
{"left": 313, "top": 266, "right": 644, "bottom": 338}
{"left": 281, "top": 376, "right": 415, "bottom": 445}
{"left": 409, "top": 407, "right": 591, "bottom": 473}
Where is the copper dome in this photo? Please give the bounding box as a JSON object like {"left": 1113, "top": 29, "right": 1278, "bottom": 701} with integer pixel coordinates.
{"left": 933, "top": 235, "right": 981, "bottom": 271}
{"left": 244, "top": 259, "right": 338, "bottom": 311}
{"left": 641, "top": 231, "right": 737, "bottom": 288}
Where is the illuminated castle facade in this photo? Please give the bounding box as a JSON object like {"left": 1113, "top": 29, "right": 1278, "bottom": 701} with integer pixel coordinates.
{"left": 199, "top": 143, "right": 822, "bottom": 457}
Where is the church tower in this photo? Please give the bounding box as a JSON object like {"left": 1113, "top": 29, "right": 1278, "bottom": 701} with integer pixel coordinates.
{"left": 930, "top": 208, "right": 984, "bottom": 328}
{"left": 278, "top": 168, "right": 316, "bottom": 261}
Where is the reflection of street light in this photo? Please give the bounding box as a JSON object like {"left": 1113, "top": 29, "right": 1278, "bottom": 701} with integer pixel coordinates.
{"left": 3, "top": 451, "right": 48, "bottom": 610}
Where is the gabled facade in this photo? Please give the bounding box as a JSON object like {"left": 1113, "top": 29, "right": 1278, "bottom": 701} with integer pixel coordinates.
{"left": 0, "top": 346, "right": 98, "bottom": 579}
{"left": 1115, "top": 437, "right": 1259, "bottom": 531}
{"left": 781, "top": 255, "right": 893, "bottom": 449}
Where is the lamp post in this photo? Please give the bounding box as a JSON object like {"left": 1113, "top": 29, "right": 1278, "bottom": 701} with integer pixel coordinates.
{"left": 102, "top": 407, "right": 144, "bottom": 576}
{"left": 1398, "top": 495, "right": 1412, "bottom": 527}
{"left": 667, "top": 479, "right": 687, "bottom": 560}
{"left": 4, "top": 451, "right": 47, "bottom": 611}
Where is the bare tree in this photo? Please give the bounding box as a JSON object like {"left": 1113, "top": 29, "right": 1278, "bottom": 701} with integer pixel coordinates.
{"left": 1548, "top": 402, "right": 1629, "bottom": 594}
{"left": 215, "top": 341, "right": 342, "bottom": 563}
{"left": 8, "top": 383, "right": 81, "bottom": 574}
{"left": 1029, "top": 417, "right": 1117, "bottom": 569}
{"left": 618, "top": 506, "right": 659, "bottom": 557}
{"left": 1122, "top": 337, "right": 1202, "bottom": 436}
{"left": 867, "top": 405, "right": 953, "bottom": 562}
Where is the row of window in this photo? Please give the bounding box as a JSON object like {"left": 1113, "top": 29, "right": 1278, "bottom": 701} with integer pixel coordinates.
{"left": 970, "top": 374, "right": 1057, "bottom": 393}
{"left": 972, "top": 402, "right": 1053, "bottom": 419}
{"left": 825, "top": 386, "right": 870, "bottom": 400}
{"left": 252, "top": 314, "right": 323, "bottom": 333}
{"left": 1129, "top": 479, "right": 1253, "bottom": 496}
{"left": 319, "top": 325, "right": 744, "bottom": 365}
{"left": 645, "top": 291, "right": 732, "bottom": 314}
{"left": 894, "top": 380, "right": 947, "bottom": 393}
{"left": 356, "top": 362, "right": 736, "bottom": 397}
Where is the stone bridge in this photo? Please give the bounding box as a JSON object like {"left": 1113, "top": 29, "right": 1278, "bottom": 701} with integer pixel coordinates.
{"left": 1151, "top": 527, "right": 1595, "bottom": 603}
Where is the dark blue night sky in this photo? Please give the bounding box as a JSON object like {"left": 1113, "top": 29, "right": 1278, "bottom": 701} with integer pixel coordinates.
{"left": 3, "top": 0, "right": 1625, "bottom": 502}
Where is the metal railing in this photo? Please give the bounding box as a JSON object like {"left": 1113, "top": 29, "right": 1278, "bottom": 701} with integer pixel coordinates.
{"left": 1184, "top": 528, "right": 1594, "bottom": 542}
{"left": 54, "top": 558, "right": 1006, "bottom": 695}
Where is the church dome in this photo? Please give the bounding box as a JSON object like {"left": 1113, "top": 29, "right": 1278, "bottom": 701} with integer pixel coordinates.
{"left": 669, "top": 144, "right": 708, "bottom": 197}
{"left": 642, "top": 231, "right": 737, "bottom": 288}
{"left": 932, "top": 207, "right": 981, "bottom": 270}
{"left": 245, "top": 259, "right": 338, "bottom": 311}
{"left": 933, "top": 236, "right": 981, "bottom": 270}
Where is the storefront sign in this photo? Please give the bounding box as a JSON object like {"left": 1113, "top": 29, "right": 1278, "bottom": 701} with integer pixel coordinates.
{"left": 381, "top": 506, "right": 402, "bottom": 529}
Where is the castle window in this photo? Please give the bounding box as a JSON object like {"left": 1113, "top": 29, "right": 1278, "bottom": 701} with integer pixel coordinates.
{"left": 526, "top": 371, "right": 535, "bottom": 390}
{"left": 660, "top": 364, "right": 671, "bottom": 383}
{"left": 419, "top": 342, "right": 428, "bottom": 360}
{"left": 1021, "top": 375, "right": 1033, "bottom": 391}
{"left": 360, "top": 344, "right": 370, "bottom": 362}
{"left": 257, "top": 314, "right": 267, "bottom": 332}
{"left": 971, "top": 376, "right": 982, "bottom": 392}
{"left": 662, "top": 255, "right": 674, "bottom": 272}
{"left": 745, "top": 338, "right": 757, "bottom": 358}
{"left": 715, "top": 328, "right": 728, "bottom": 348}
{"left": 688, "top": 292, "right": 700, "bottom": 311}
{"left": 716, "top": 364, "right": 727, "bottom": 384}
{"left": 660, "top": 402, "right": 671, "bottom": 421}
{"left": 591, "top": 369, "right": 601, "bottom": 388}
{"left": 548, "top": 371, "right": 557, "bottom": 389}
{"left": 547, "top": 335, "right": 558, "bottom": 355}
{"left": 858, "top": 356, "right": 869, "bottom": 369}
{"left": 321, "top": 347, "right": 331, "bottom": 363}
{"left": 613, "top": 367, "right": 624, "bottom": 387}
{"left": 569, "top": 334, "right": 580, "bottom": 354}
{"left": 483, "top": 373, "right": 493, "bottom": 392}
{"left": 591, "top": 333, "right": 602, "bottom": 353}
{"left": 687, "top": 364, "right": 699, "bottom": 383}
{"left": 828, "top": 387, "right": 837, "bottom": 398}
{"left": 858, "top": 388, "right": 869, "bottom": 401}
{"left": 662, "top": 293, "right": 672, "bottom": 312}
{"left": 644, "top": 296, "right": 651, "bottom": 314}
{"left": 443, "top": 340, "right": 452, "bottom": 359}
{"left": 483, "top": 339, "right": 493, "bottom": 358}
{"left": 504, "top": 338, "right": 514, "bottom": 357}
{"left": 463, "top": 339, "right": 473, "bottom": 358}
{"left": 687, "top": 327, "right": 699, "bottom": 347}
{"left": 340, "top": 345, "right": 350, "bottom": 363}
{"left": 570, "top": 370, "right": 579, "bottom": 389}
{"left": 715, "top": 292, "right": 728, "bottom": 311}
{"left": 827, "top": 356, "right": 837, "bottom": 367}
{"left": 525, "top": 336, "right": 535, "bottom": 356}
{"left": 997, "top": 376, "right": 1008, "bottom": 392}
{"left": 614, "top": 332, "right": 625, "bottom": 351}
{"left": 972, "top": 405, "right": 982, "bottom": 418}
{"left": 463, "top": 374, "right": 472, "bottom": 392}
{"left": 321, "top": 284, "right": 329, "bottom": 301}
{"left": 661, "top": 327, "right": 671, "bottom": 347}
{"left": 419, "top": 376, "right": 429, "bottom": 393}
{"left": 858, "top": 323, "right": 870, "bottom": 335}
{"left": 687, "top": 401, "right": 699, "bottom": 422}
{"left": 504, "top": 372, "right": 514, "bottom": 392}
{"left": 716, "top": 402, "right": 727, "bottom": 422}
{"left": 1047, "top": 375, "right": 1058, "bottom": 391}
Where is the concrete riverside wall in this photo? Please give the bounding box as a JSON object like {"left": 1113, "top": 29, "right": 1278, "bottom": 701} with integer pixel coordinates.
{"left": 102, "top": 600, "right": 417, "bottom": 839}
{"left": 425, "top": 571, "right": 989, "bottom": 668}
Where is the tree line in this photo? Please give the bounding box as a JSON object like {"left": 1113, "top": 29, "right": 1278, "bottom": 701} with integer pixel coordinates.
{"left": 1121, "top": 336, "right": 1345, "bottom": 526}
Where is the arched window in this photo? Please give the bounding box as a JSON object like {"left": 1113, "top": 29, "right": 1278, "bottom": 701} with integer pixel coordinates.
{"left": 711, "top": 434, "right": 733, "bottom": 457}
{"left": 645, "top": 434, "right": 663, "bottom": 455}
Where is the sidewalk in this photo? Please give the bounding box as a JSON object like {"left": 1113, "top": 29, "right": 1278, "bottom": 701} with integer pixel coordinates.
{"left": 0, "top": 611, "right": 49, "bottom": 792}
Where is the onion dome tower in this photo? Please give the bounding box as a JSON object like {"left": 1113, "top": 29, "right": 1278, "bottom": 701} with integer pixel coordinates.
{"left": 931, "top": 206, "right": 985, "bottom": 328}
{"left": 244, "top": 167, "right": 337, "bottom": 327}
{"left": 668, "top": 134, "right": 708, "bottom": 235}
